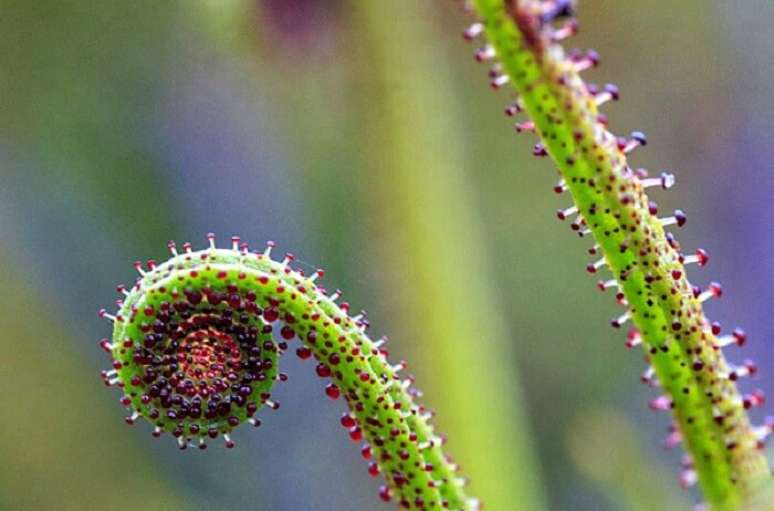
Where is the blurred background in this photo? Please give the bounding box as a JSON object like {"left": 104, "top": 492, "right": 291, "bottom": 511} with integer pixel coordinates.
{"left": 1, "top": 1, "right": 773, "bottom": 510}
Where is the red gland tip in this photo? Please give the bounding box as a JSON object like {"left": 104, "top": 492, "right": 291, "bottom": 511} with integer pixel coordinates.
{"left": 660, "top": 171, "right": 676, "bottom": 189}
{"left": 633, "top": 167, "right": 648, "bottom": 179}
{"left": 610, "top": 311, "right": 630, "bottom": 329}
{"left": 604, "top": 83, "right": 619, "bottom": 100}
{"left": 733, "top": 328, "right": 747, "bottom": 346}
{"left": 662, "top": 211, "right": 687, "bottom": 229}
{"left": 504, "top": 102, "right": 522, "bottom": 116}
{"left": 588, "top": 48, "right": 600, "bottom": 62}
{"left": 490, "top": 75, "right": 510, "bottom": 89}
{"left": 463, "top": 22, "right": 483, "bottom": 41}
{"left": 325, "top": 383, "right": 340, "bottom": 400}
{"left": 630, "top": 131, "right": 647, "bottom": 146}
{"left": 649, "top": 396, "right": 672, "bottom": 411}
{"left": 675, "top": 210, "right": 687, "bottom": 227}
{"left": 341, "top": 413, "right": 357, "bottom": 429}
{"left": 378, "top": 485, "right": 392, "bottom": 502}
{"left": 474, "top": 45, "right": 495, "bottom": 62}
{"left": 540, "top": 0, "right": 576, "bottom": 23}
{"left": 625, "top": 328, "right": 641, "bottom": 349}
{"left": 554, "top": 19, "right": 579, "bottom": 41}
{"left": 557, "top": 206, "right": 577, "bottom": 220}
{"left": 665, "top": 232, "right": 679, "bottom": 249}
{"left": 696, "top": 248, "right": 709, "bottom": 266}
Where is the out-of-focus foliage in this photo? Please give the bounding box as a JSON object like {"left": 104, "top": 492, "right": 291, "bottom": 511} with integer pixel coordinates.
{"left": 0, "top": 1, "right": 772, "bottom": 510}
{"left": 353, "top": 2, "right": 543, "bottom": 508}
{"left": 0, "top": 253, "right": 181, "bottom": 511}
{"left": 567, "top": 408, "right": 688, "bottom": 511}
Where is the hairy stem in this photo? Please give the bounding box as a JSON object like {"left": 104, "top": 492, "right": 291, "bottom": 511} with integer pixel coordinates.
{"left": 102, "top": 238, "right": 477, "bottom": 510}
{"left": 466, "top": 0, "right": 770, "bottom": 508}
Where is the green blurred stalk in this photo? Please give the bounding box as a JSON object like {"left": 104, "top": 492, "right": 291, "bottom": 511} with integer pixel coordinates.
{"left": 0, "top": 253, "right": 181, "bottom": 511}
{"left": 0, "top": 4, "right": 187, "bottom": 508}
{"left": 351, "top": 3, "right": 545, "bottom": 509}
{"left": 567, "top": 408, "right": 689, "bottom": 511}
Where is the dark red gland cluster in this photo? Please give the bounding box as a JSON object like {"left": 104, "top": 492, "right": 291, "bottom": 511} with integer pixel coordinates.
{"left": 101, "top": 302, "right": 279, "bottom": 449}
{"left": 99, "top": 239, "right": 287, "bottom": 450}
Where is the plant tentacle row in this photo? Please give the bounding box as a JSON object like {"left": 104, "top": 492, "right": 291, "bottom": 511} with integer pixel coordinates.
{"left": 99, "top": 235, "right": 477, "bottom": 510}
{"left": 464, "top": 0, "right": 771, "bottom": 508}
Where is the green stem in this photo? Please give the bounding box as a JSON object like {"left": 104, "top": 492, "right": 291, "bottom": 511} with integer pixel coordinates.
{"left": 104, "top": 239, "right": 476, "bottom": 509}
{"left": 467, "top": 1, "right": 770, "bottom": 509}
